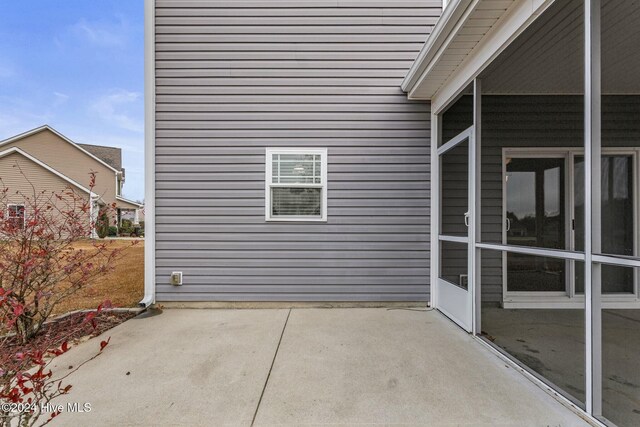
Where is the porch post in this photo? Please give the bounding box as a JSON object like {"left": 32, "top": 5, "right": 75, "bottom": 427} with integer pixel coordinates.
{"left": 89, "top": 195, "right": 97, "bottom": 239}
{"left": 472, "top": 79, "right": 482, "bottom": 334}
{"left": 430, "top": 110, "right": 441, "bottom": 309}
{"left": 584, "top": 0, "right": 602, "bottom": 416}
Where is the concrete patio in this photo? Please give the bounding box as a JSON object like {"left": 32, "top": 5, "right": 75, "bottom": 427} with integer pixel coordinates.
{"left": 49, "top": 308, "right": 591, "bottom": 426}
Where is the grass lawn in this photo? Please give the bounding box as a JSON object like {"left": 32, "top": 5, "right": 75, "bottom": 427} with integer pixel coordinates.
{"left": 52, "top": 239, "right": 144, "bottom": 315}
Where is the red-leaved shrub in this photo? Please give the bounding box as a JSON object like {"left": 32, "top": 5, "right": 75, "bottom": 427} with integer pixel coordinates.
{"left": 0, "top": 170, "right": 128, "bottom": 343}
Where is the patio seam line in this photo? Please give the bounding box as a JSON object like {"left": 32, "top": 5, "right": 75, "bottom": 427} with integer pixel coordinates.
{"left": 250, "top": 308, "right": 291, "bottom": 427}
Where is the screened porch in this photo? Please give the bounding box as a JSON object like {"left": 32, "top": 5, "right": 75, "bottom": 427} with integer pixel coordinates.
{"left": 408, "top": 1, "right": 640, "bottom": 426}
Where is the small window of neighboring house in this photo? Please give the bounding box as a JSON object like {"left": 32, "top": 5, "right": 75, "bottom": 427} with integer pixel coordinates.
{"left": 7, "top": 204, "right": 25, "bottom": 229}
{"left": 265, "top": 148, "right": 327, "bottom": 221}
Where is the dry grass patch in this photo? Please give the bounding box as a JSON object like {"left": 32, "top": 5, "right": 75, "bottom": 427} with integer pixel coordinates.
{"left": 52, "top": 239, "right": 144, "bottom": 315}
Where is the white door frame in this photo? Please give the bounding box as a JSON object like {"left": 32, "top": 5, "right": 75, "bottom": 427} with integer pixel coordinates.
{"left": 431, "top": 80, "right": 482, "bottom": 335}
{"left": 435, "top": 125, "right": 475, "bottom": 332}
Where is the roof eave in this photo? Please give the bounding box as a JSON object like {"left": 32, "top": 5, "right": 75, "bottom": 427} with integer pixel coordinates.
{"left": 0, "top": 125, "right": 120, "bottom": 174}
{"left": 401, "top": 0, "right": 475, "bottom": 97}
{"left": 116, "top": 195, "right": 143, "bottom": 209}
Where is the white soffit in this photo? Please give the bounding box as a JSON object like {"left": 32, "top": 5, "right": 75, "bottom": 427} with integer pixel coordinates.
{"left": 403, "top": 0, "right": 557, "bottom": 107}
{"left": 403, "top": 0, "right": 516, "bottom": 100}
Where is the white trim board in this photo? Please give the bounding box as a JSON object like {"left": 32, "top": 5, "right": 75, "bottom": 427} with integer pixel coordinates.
{"left": 141, "top": 0, "right": 156, "bottom": 307}
{"left": 402, "top": 0, "right": 558, "bottom": 111}
{"left": 116, "top": 195, "right": 144, "bottom": 208}
{"left": 401, "top": 0, "right": 476, "bottom": 93}
{"left": 432, "top": 0, "right": 557, "bottom": 113}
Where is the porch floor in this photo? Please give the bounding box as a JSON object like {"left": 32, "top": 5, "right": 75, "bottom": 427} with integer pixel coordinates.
{"left": 50, "top": 308, "right": 590, "bottom": 426}
{"left": 483, "top": 307, "right": 640, "bottom": 427}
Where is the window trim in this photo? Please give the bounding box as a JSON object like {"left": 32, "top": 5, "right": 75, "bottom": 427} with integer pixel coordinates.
{"left": 7, "top": 203, "right": 26, "bottom": 229}
{"left": 265, "top": 147, "right": 328, "bottom": 222}
{"left": 501, "top": 147, "right": 640, "bottom": 308}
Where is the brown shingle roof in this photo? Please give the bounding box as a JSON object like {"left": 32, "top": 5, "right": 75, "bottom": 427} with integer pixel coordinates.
{"left": 78, "top": 144, "right": 122, "bottom": 171}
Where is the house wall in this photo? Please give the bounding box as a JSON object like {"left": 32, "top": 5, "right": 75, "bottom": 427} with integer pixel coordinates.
{"left": 153, "top": 0, "right": 440, "bottom": 301}
{"left": 1, "top": 129, "right": 118, "bottom": 210}
{"left": 0, "top": 152, "right": 91, "bottom": 218}
{"left": 441, "top": 95, "right": 640, "bottom": 303}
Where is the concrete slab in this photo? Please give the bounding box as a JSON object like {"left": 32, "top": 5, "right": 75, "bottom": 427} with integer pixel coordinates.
{"left": 49, "top": 309, "right": 288, "bottom": 426}
{"left": 254, "top": 308, "right": 590, "bottom": 426}
{"left": 44, "top": 308, "right": 591, "bottom": 427}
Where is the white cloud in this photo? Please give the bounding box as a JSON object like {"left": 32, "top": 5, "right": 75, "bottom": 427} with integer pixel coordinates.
{"left": 91, "top": 89, "right": 143, "bottom": 133}
{"left": 53, "top": 92, "right": 70, "bottom": 106}
{"left": 0, "top": 101, "right": 53, "bottom": 139}
{"left": 71, "top": 18, "right": 127, "bottom": 47}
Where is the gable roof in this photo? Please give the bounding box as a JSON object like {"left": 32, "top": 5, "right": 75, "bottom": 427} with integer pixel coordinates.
{"left": 0, "top": 147, "right": 94, "bottom": 196}
{"left": 78, "top": 143, "right": 123, "bottom": 171}
{"left": 116, "top": 195, "right": 143, "bottom": 209}
{"left": 0, "top": 125, "right": 119, "bottom": 174}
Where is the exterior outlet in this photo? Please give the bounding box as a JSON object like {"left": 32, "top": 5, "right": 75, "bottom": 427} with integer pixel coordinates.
{"left": 170, "top": 271, "right": 183, "bottom": 286}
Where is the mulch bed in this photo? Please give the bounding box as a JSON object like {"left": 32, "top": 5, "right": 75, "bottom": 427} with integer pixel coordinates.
{"left": 1, "top": 310, "right": 138, "bottom": 373}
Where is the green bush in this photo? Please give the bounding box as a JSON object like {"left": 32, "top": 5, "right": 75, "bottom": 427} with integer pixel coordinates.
{"left": 108, "top": 226, "right": 118, "bottom": 237}
{"left": 95, "top": 210, "right": 109, "bottom": 239}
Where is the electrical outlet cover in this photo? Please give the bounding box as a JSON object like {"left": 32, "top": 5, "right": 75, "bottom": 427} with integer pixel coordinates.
{"left": 170, "top": 271, "right": 183, "bottom": 286}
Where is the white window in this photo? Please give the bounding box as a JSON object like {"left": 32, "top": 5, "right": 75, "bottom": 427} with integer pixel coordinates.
{"left": 265, "top": 148, "right": 327, "bottom": 221}
{"left": 7, "top": 204, "right": 26, "bottom": 229}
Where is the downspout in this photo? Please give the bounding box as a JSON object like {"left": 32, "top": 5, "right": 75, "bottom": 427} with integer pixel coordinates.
{"left": 140, "top": 0, "right": 156, "bottom": 307}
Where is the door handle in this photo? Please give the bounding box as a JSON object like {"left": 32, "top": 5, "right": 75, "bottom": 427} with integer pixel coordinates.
{"left": 506, "top": 218, "right": 511, "bottom": 232}
{"left": 464, "top": 211, "right": 470, "bottom": 227}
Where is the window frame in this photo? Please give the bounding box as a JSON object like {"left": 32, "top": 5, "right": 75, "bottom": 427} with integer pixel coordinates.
{"left": 7, "top": 203, "right": 26, "bottom": 229}
{"left": 501, "top": 147, "right": 640, "bottom": 308}
{"left": 265, "top": 147, "right": 328, "bottom": 222}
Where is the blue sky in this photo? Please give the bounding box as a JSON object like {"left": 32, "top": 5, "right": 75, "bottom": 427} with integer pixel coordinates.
{"left": 0, "top": 1, "right": 144, "bottom": 201}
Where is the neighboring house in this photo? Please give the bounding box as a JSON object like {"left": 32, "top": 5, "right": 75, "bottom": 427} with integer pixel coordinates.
{"left": 145, "top": 1, "right": 638, "bottom": 426}
{"left": 0, "top": 125, "right": 143, "bottom": 232}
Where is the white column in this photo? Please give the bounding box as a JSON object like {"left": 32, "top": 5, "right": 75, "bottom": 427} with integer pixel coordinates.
{"left": 430, "top": 111, "right": 441, "bottom": 309}
{"left": 472, "top": 79, "right": 482, "bottom": 334}
{"left": 584, "top": 0, "right": 602, "bottom": 416}
{"left": 89, "top": 195, "right": 99, "bottom": 239}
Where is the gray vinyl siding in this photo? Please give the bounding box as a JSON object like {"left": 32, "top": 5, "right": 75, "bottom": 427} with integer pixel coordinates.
{"left": 154, "top": 1, "right": 439, "bottom": 301}
{"left": 442, "top": 95, "right": 640, "bottom": 303}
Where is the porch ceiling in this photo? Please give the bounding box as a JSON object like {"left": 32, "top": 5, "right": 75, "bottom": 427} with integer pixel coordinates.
{"left": 480, "top": 0, "right": 640, "bottom": 94}
{"left": 403, "top": 0, "right": 640, "bottom": 102}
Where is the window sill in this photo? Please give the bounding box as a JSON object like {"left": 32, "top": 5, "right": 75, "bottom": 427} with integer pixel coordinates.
{"left": 266, "top": 217, "right": 327, "bottom": 223}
